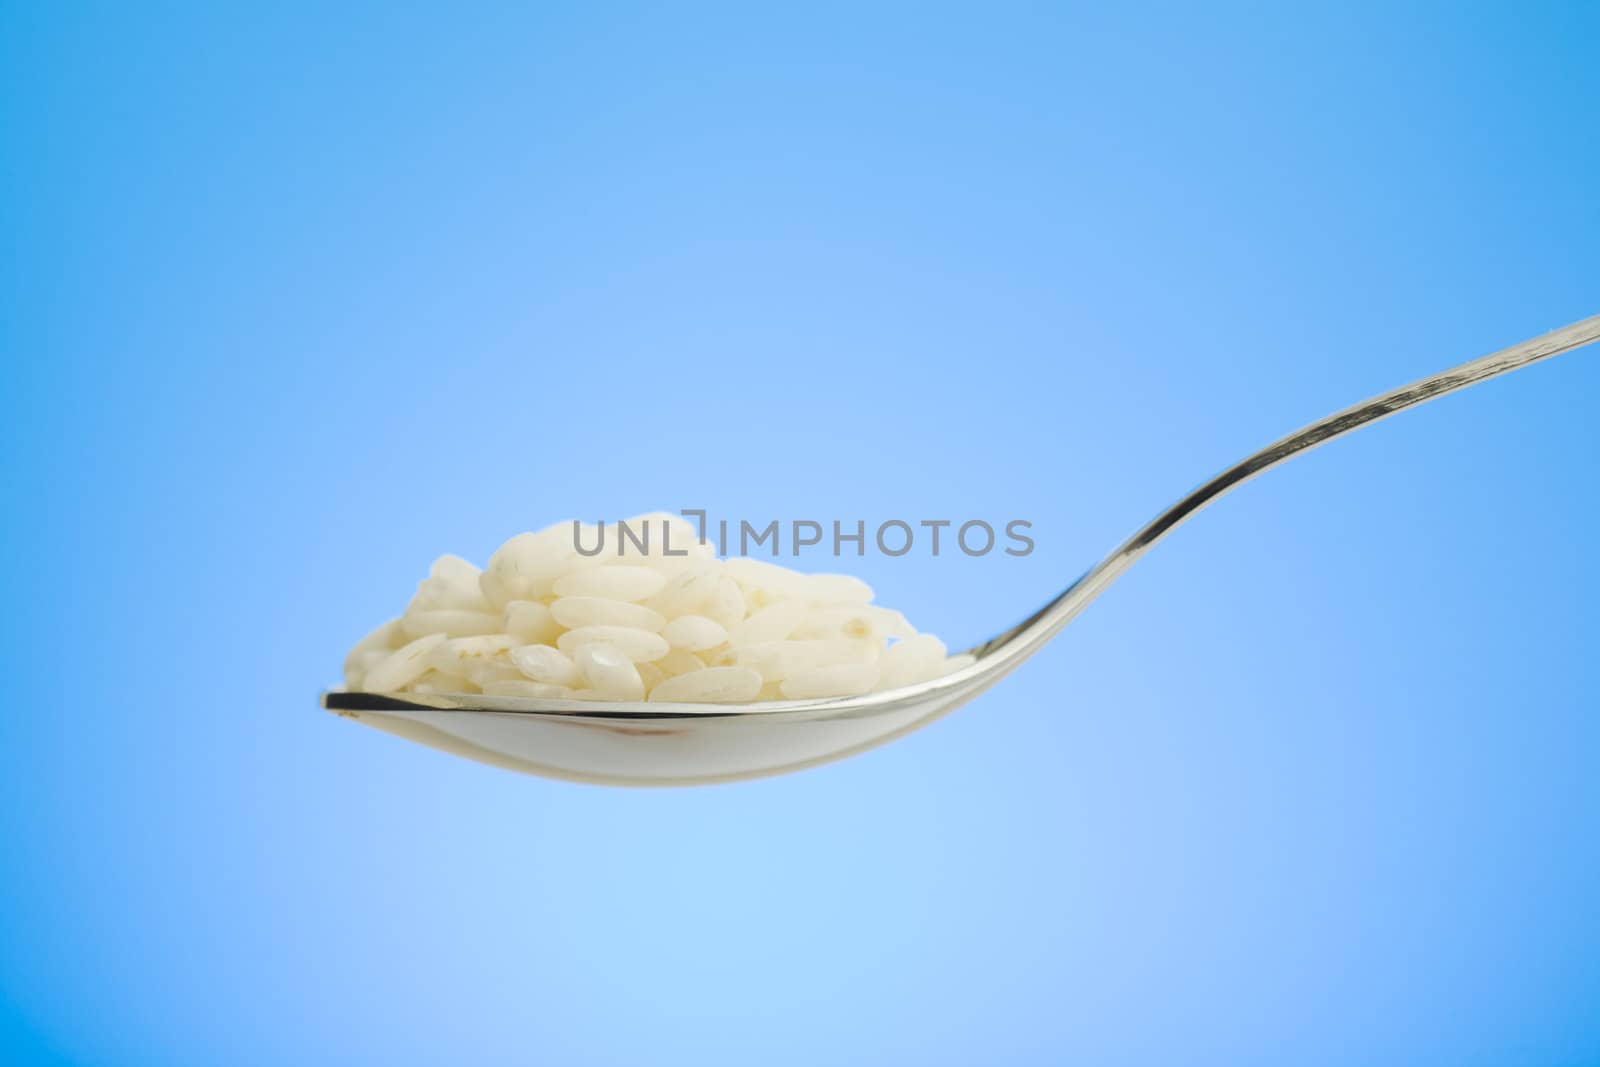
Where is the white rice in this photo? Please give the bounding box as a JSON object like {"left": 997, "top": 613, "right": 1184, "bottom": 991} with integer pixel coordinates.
{"left": 551, "top": 565, "right": 667, "bottom": 602}
{"left": 779, "top": 662, "right": 882, "bottom": 699}
{"left": 573, "top": 643, "right": 645, "bottom": 701}
{"left": 549, "top": 596, "right": 666, "bottom": 632}
{"left": 503, "top": 600, "right": 560, "bottom": 643}
{"left": 343, "top": 515, "right": 973, "bottom": 704}
{"left": 660, "top": 614, "right": 727, "bottom": 651}
{"left": 556, "top": 625, "right": 672, "bottom": 663}
{"left": 361, "top": 633, "right": 446, "bottom": 692}
{"left": 648, "top": 666, "right": 763, "bottom": 704}
{"left": 875, "top": 633, "right": 948, "bottom": 691}
{"left": 508, "top": 644, "right": 580, "bottom": 686}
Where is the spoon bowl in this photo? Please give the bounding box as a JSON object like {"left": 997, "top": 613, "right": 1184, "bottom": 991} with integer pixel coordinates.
{"left": 324, "top": 313, "right": 1600, "bottom": 785}
{"left": 323, "top": 659, "right": 1005, "bottom": 786}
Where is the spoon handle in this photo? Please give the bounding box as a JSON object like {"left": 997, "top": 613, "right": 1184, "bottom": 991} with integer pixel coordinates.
{"left": 983, "top": 313, "right": 1600, "bottom": 659}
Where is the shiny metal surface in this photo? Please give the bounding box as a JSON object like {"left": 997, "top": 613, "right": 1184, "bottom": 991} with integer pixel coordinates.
{"left": 324, "top": 313, "right": 1600, "bottom": 786}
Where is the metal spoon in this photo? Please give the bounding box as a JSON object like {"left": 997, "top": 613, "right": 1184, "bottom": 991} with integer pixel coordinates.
{"left": 324, "top": 314, "right": 1600, "bottom": 786}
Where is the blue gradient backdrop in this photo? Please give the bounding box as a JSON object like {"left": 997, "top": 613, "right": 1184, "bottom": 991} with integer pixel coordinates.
{"left": 3, "top": 4, "right": 1597, "bottom": 1065}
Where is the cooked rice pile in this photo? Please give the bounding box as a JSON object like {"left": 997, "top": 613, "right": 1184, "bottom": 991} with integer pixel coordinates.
{"left": 343, "top": 514, "right": 973, "bottom": 704}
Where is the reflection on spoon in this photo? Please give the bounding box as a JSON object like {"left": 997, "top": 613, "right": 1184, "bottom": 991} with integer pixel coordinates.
{"left": 324, "top": 314, "right": 1600, "bottom": 786}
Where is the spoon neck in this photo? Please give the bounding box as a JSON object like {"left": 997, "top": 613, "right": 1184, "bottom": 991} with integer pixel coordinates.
{"left": 991, "top": 313, "right": 1600, "bottom": 665}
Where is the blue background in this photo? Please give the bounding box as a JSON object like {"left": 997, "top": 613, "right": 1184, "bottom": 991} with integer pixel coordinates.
{"left": 3, "top": 4, "right": 1597, "bottom": 1064}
